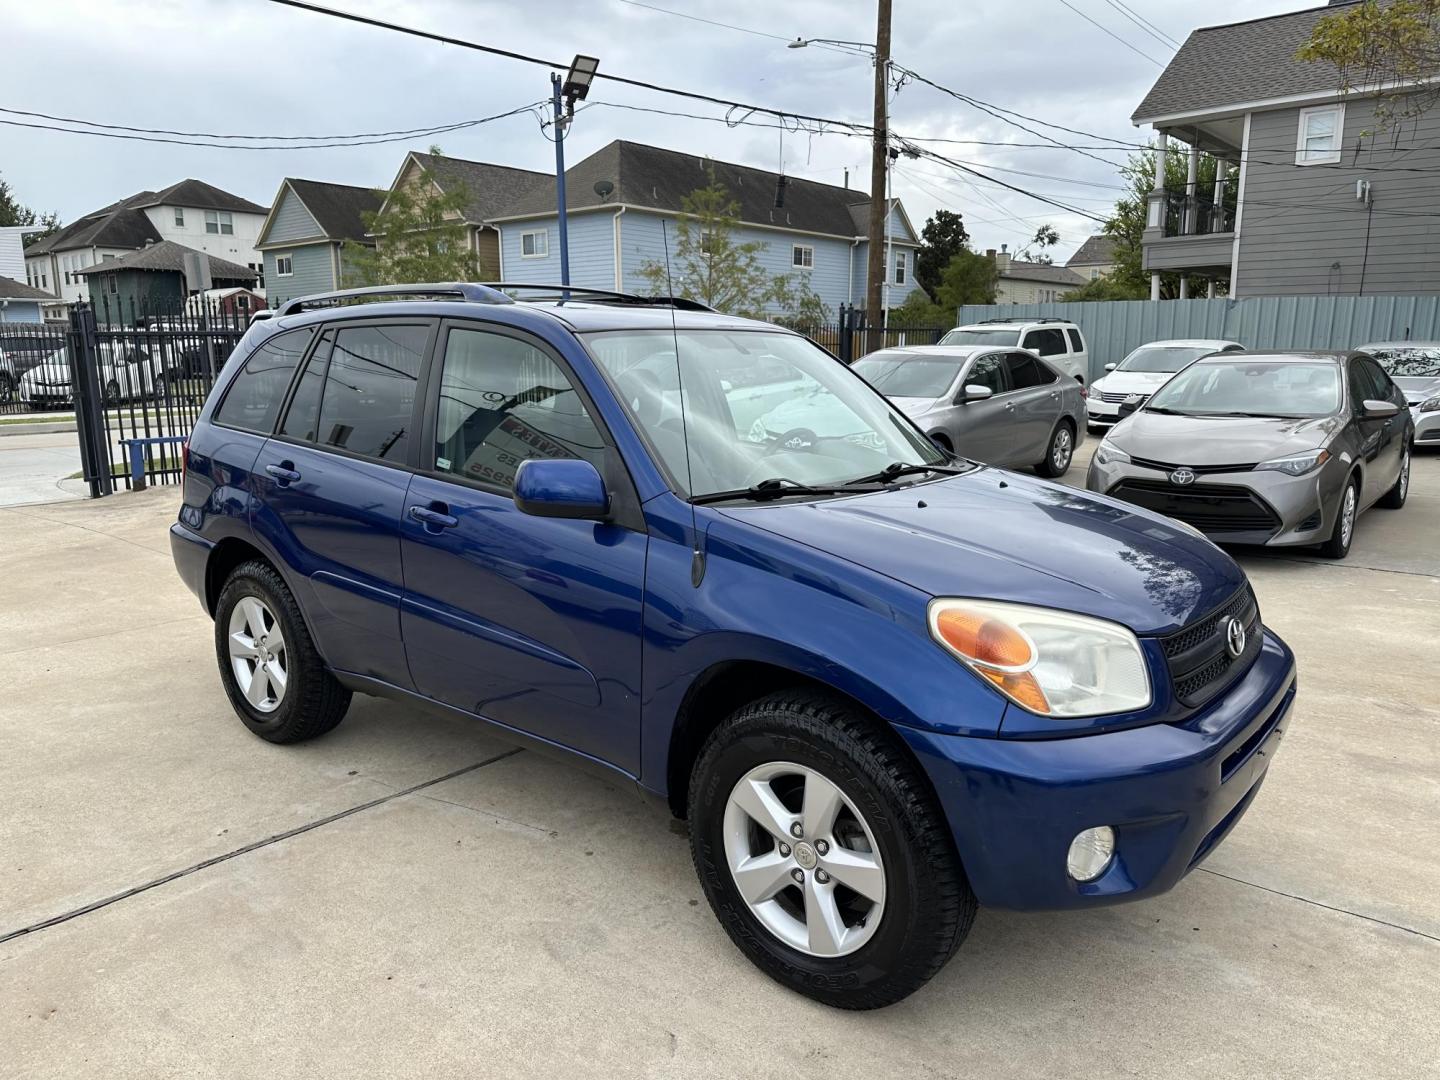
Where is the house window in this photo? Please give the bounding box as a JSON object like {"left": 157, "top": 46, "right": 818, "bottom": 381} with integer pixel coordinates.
{"left": 275, "top": 255, "right": 294, "bottom": 277}
{"left": 174, "top": 208, "right": 185, "bottom": 227}
{"left": 893, "top": 250, "right": 907, "bottom": 285}
{"left": 1090, "top": 268, "right": 1101, "bottom": 280}
{"left": 1296, "top": 104, "right": 1344, "bottom": 165}
{"left": 206, "top": 210, "right": 234, "bottom": 235}
{"left": 792, "top": 244, "right": 814, "bottom": 269}
{"left": 106, "top": 273, "right": 117, "bottom": 295}
{"left": 520, "top": 230, "right": 548, "bottom": 258}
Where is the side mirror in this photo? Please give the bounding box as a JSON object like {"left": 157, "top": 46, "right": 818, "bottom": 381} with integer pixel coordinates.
{"left": 1362, "top": 398, "right": 1400, "bottom": 419}
{"left": 513, "top": 458, "right": 609, "bottom": 521}
{"left": 1104, "top": 363, "right": 1117, "bottom": 372}
{"left": 961, "top": 384, "right": 993, "bottom": 403}
{"left": 1117, "top": 394, "right": 1145, "bottom": 418}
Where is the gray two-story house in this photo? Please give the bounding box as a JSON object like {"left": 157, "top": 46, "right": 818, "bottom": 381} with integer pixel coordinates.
{"left": 1133, "top": 1, "right": 1440, "bottom": 299}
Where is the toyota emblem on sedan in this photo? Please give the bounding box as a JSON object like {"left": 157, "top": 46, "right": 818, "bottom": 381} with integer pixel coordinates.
{"left": 1225, "top": 616, "right": 1247, "bottom": 658}
{"left": 1170, "top": 467, "right": 1196, "bottom": 486}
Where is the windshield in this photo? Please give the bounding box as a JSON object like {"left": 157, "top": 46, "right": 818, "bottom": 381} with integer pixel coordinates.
{"left": 939, "top": 328, "right": 1021, "bottom": 347}
{"left": 1365, "top": 345, "right": 1440, "bottom": 378}
{"left": 1144, "top": 361, "right": 1341, "bottom": 418}
{"left": 585, "top": 329, "right": 944, "bottom": 498}
{"left": 1118, "top": 345, "right": 1219, "bottom": 373}
{"left": 853, "top": 354, "right": 963, "bottom": 399}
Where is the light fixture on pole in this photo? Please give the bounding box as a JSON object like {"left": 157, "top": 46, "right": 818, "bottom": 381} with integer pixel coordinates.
{"left": 552, "top": 54, "right": 600, "bottom": 289}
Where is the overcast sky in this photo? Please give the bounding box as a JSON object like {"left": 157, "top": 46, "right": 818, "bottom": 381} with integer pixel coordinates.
{"left": 2, "top": 0, "right": 1312, "bottom": 262}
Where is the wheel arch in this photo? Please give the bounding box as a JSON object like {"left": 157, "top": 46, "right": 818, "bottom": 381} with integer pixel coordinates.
{"left": 205, "top": 536, "right": 279, "bottom": 616}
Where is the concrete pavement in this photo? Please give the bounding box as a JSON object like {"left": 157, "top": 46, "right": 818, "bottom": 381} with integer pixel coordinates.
{"left": 0, "top": 431, "right": 83, "bottom": 507}
{"left": 1, "top": 452, "right": 1437, "bottom": 1078}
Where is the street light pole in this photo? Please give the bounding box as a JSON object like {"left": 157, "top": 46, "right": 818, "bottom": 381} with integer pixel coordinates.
{"left": 551, "top": 72, "right": 570, "bottom": 288}
{"left": 865, "top": 0, "right": 892, "bottom": 353}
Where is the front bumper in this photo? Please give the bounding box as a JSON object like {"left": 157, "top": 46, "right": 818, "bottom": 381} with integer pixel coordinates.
{"left": 1411, "top": 404, "right": 1440, "bottom": 446}
{"left": 900, "top": 630, "right": 1295, "bottom": 910}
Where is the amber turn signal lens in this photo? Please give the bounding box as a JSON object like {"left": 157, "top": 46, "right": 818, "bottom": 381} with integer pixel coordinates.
{"left": 934, "top": 608, "right": 1034, "bottom": 669}
{"left": 981, "top": 670, "right": 1050, "bottom": 713}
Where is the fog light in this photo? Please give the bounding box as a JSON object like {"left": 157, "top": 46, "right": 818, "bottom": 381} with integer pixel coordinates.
{"left": 1067, "top": 826, "right": 1115, "bottom": 882}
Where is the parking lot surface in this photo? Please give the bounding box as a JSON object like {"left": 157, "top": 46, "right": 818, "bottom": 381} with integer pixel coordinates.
{"left": 3, "top": 444, "right": 1438, "bottom": 1078}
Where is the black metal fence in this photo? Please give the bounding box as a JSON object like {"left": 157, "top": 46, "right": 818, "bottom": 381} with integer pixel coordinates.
{"left": 798, "top": 305, "right": 947, "bottom": 363}
{"left": 0, "top": 297, "right": 250, "bottom": 494}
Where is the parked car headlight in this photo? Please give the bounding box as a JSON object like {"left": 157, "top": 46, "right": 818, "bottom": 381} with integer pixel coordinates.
{"left": 1255, "top": 448, "right": 1330, "bottom": 476}
{"left": 928, "top": 599, "right": 1151, "bottom": 718}
{"left": 1418, "top": 396, "right": 1440, "bottom": 413}
{"left": 1094, "top": 442, "right": 1130, "bottom": 466}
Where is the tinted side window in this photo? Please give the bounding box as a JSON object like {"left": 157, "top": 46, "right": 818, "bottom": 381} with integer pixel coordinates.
{"left": 1346, "top": 361, "right": 1378, "bottom": 408}
{"left": 213, "top": 329, "right": 313, "bottom": 434}
{"left": 314, "top": 324, "right": 428, "bottom": 462}
{"left": 1359, "top": 358, "right": 1394, "bottom": 399}
{"left": 432, "top": 327, "right": 606, "bottom": 491}
{"left": 279, "top": 331, "right": 332, "bottom": 442}
{"left": 1066, "top": 328, "right": 1084, "bottom": 352}
{"left": 964, "top": 354, "right": 1008, "bottom": 394}
{"left": 1008, "top": 351, "right": 1056, "bottom": 388}
{"left": 1023, "top": 328, "right": 1066, "bottom": 357}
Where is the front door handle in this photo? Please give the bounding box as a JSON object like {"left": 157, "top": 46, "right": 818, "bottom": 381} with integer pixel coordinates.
{"left": 1004, "top": 401, "right": 1016, "bottom": 411}
{"left": 409, "top": 504, "right": 458, "bottom": 529}
{"left": 265, "top": 463, "right": 301, "bottom": 485}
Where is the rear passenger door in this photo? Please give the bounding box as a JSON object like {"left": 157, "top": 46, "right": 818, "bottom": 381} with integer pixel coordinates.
{"left": 251, "top": 319, "right": 435, "bottom": 689}
{"left": 998, "top": 350, "right": 1059, "bottom": 464}
{"left": 951, "top": 351, "right": 1012, "bottom": 463}
{"left": 398, "top": 321, "right": 647, "bottom": 773}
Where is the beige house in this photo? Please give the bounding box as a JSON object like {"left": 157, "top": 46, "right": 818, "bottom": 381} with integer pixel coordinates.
{"left": 987, "top": 247, "right": 1087, "bottom": 304}
{"left": 1065, "top": 235, "right": 1117, "bottom": 281}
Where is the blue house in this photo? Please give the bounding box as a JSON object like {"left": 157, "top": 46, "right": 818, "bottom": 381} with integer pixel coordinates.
{"left": 485, "top": 141, "right": 923, "bottom": 319}
{"left": 255, "top": 179, "right": 385, "bottom": 309}
{"left": 0, "top": 275, "right": 58, "bottom": 323}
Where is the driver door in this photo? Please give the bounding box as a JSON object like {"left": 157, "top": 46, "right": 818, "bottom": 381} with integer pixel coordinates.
{"left": 951, "top": 352, "right": 1013, "bottom": 464}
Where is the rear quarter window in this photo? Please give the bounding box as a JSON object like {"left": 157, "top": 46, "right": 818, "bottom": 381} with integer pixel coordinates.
{"left": 1066, "top": 328, "right": 1084, "bottom": 353}
{"left": 212, "top": 329, "right": 314, "bottom": 434}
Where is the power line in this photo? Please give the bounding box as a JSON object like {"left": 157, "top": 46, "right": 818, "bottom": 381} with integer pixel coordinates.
{"left": 1109, "top": 0, "right": 1182, "bottom": 48}
{"left": 612, "top": 0, "right": 856, "bottom": 55}
{"left": 1101, "top": 0, "right": 1179, "bottom": 51}
{"left": 1053, "top": 0, "right": 1164, "bottom": 66}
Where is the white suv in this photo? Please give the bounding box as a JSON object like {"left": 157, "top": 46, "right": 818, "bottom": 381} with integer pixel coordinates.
{"left": 938, "top": 318, "right": 1089, "bottom": 384}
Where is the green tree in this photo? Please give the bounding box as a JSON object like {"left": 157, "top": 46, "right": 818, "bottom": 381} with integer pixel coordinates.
{"left": 914, "top": 209, "right": 970, "bottom": 301}
{"left": 1015, "top": 223, "right": 1060, "bottom": 265}
{"left": 343, "top": 153, "right": 485, "bottom": 286}
{"left": 0, "top": 173, "right": 60, "bottom": 247}
{"left": 1297, "top": 0, "right": 1440, "bottom": 130}
{"left": 635, "top": 168, "right": 827, "bottom": 323}
{"left": 890, "top": 247, "right": 1000, "bottom": 326}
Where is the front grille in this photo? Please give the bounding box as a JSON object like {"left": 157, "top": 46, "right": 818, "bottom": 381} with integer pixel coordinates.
{"left": 1100, "top": 391, "right": 1147, "bottom": 404}
{"left": 1127, "top": 456, "right": 1258, "bottom": 475}
{"left": 1418, "top": 428, "right": 1440, "bottom": 443}
{"left": 1110, "top": 478, "right": 1280, "bottom": 534}
{"left": 1160, "top": 586, "right": 1262, "bottom": 707}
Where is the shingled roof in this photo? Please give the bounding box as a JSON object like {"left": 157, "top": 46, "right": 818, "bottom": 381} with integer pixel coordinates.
{"left": 493, "top": 140, "right": 879, "bottom": 238}
{"left": 74, "top": 241, "right": 257, "bottom": 282}
{"left": 406, "top": 152, "right": 549, "bottom": 224}
{"left": 1066, "top": 235, "right": 1117, "bottom": 267}
{"left": 26, "top": 180, "right": 265, "bottom": 256}
{"left": 285, "top": 179, "right": 384, "bottom": 241}
{"left": 1132, "top": 3, "right": 1361, "bottom": 123}
{"left": 999, "top": 260, "right": 1087, "bottom": 286}
{"left": 137, "top": 179, "right": 267, "bottom": 215}
{"left": 0, "top": 275, "right": 57, "bottom": 301}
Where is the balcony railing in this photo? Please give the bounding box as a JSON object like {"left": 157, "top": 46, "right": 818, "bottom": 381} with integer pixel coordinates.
{"left": 1161, "top": 193, "right": 1235, "bottom": 238}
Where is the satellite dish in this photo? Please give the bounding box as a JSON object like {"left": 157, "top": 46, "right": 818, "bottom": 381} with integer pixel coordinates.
{"left": 593, "top": 179, "right": 615, "bottom": 201}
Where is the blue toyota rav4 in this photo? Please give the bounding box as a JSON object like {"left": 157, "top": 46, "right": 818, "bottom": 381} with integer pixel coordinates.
{"left": 172, "top": 283, "right": 1296, "bottom": 1009}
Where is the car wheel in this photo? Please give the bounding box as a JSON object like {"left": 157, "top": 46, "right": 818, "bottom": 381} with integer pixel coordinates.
{"left": 0, "top": 372, "right": 14, "bottom": 403}
{"left": 103, "top": 378, "right": 121, "bottom": 405}
{"left": 688, "top": 690, "right": 975, "bottom": 1010}
{"left": 1377, "top": 445, "right": 1409, "bottom": 509}
{"left": 214, "top": 560, "right": 351, "bottom": 743}
{"left": 1318, "top": 476, "right": 1359, "bottom": 559}
{"left": 152, "top": 373, "right": 168, "bottom": 402}
{"left": 1035, "top": 421, "right": 1075, "bottom": 478}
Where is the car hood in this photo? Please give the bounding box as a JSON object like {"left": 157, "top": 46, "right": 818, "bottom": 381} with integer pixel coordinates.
{"left": 1110, "top": 410, "right": 1340, "bottom": 465}
{"left": 1393, "top": 375, "right": 1440, "bottom": 403}
{"left": 719, "top": 468, "right": 1245, "bottom": 635}
{"left": 20, "top": 358, "right": 70, "bottom": 387}
{"left": 1092, "top": 371, "right": 1174, "bottom": 395}
{"left": 887, "top": 395, "right": 944, "bottom": 417}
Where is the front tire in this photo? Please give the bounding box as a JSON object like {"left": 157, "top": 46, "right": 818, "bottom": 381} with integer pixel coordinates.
{"left": 1035, "top": 420, "right": 1075, "bottom": 477}
{"left": 214, "top": 560, "right": 351, "bottom": 743}
{"left": 688, "top": 691, "right": 975, "bottom": 1010}
{"left": 1377, "top": 445, "right": 1409, "bottom": 509}
{"left": 1318, "top": 476, "right": 1359, "bottom": 559}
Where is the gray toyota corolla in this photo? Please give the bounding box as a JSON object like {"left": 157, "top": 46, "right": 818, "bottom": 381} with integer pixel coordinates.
{"left": 1087, "top": 350, "right": 1413, "bottom": 559}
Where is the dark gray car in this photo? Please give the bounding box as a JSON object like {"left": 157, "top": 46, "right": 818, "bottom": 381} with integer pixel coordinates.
{"left": 853, "top": 345, "right": 1086, "bottom": 477}
{"left": 1086, "top": 350, "right": 1413, "bottom": 559}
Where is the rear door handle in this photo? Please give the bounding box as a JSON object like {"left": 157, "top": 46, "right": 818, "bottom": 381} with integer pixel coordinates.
{"left": 265, "top": 463, "right": 301, "bottom": 484}
{"left": 409, "top": 504, "right": 458, "bottom": 529}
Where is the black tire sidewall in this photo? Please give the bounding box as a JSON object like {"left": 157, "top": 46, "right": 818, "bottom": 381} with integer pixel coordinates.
{"left": 214, "top": 566, "right": 311, "bottom": 739}
{"left": 691, "top": 715, "right": 941, "bottom": 1002}
{"left": 1037, "top": 421, "right": 1074, "bottom": 477}
{"left": 1321, "top": 477, "right": 1359, "bottom": 558}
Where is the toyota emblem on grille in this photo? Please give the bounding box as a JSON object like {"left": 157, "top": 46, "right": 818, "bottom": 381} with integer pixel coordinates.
{"left": 1225, "top": 616, "right": 1247, "bottom": 659}
{"left": 1170, "top": 467, "right": 1196, "bottom": 486}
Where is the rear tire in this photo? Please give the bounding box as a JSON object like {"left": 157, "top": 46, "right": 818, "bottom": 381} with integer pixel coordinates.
{"left": 688, "top": 690, "right": 975, "bottom": 1010}
{"left": 214, "top": 560, "right": 351, "bottom": 743}
{"left": 1318, "top": 476, "right": 1359, "bottom": 559}
{"left": 1035, "top": 420, "right": 1075, "bottom": 477}
{"left": 1377, "top": 445, "right": 1409, "bottom": 509}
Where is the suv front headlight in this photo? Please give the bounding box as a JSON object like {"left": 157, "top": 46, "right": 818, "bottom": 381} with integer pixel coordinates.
{"left": 1255, "top": 448, "right": 1329, "bottom": 476}
{"left": 928, "top": 599, "right": 1151, "bottom": 718}
{"left": 1418, "top": 396, "right": 1440, "bottom": 413}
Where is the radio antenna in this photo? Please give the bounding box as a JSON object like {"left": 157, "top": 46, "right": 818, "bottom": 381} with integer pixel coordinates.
{"left": 661, "top": 220, "right": 705, "bottom": 587}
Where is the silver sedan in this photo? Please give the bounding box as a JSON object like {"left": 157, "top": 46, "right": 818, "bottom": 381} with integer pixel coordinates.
{"left": 852, "top": 345, "right": 1086, "bottom": 476}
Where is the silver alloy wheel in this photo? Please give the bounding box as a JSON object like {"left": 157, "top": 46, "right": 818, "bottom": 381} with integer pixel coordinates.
{"left": 1052, "top": 426, "right": 1074, "bottom": 471}
{"left": 722, "top": 761, "right": 886, "bottom": 957}
{"left": 1399, "top": 448, "right": 1410, "bottom": 499}
{"left": 227, "top": 596, "right": 288, "bottom": 714}
{"left": 1340, "top": 483, "right": 1357, "bottom": 548}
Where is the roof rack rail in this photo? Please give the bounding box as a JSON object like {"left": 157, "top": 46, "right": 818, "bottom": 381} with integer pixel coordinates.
{"left": 476, "top": 282, "right": 715, "bottom": 312}
{"left": 975, "top": 316, "right": 1070, "bottom": 325}
{"left": 276, "top": 283, "right": 514, "bottom": 317}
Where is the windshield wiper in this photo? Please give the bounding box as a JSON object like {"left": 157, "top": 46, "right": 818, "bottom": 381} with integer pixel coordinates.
{"left": 848, "top": 461, "right": 970, "bottom": 485}
{"left": 1143, "top": 406, "right": 1194, "bottom": 416}
{"left": 690, "top": 477, "right": 879, "bottom": 505}
{"left": 1206, "top": 411, "right": 1297, "bottom": 419}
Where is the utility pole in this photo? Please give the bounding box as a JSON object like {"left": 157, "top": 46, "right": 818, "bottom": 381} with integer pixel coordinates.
{"left": 552, "top": 72, "right": 571, "bottom": 288}
{"left": 865, "top": 0, "right": 892, "bottom": 354}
